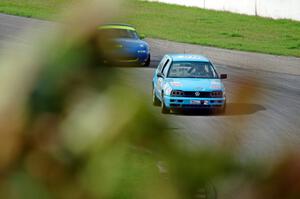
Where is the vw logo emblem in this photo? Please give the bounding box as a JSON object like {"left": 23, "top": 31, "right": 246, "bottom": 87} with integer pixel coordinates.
{"left": 195, "top": 92, "right": 201, "bottom": 96}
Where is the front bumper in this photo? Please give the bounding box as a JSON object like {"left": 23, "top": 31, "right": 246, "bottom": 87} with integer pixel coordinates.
{"left": 164, "top": 96, "right": 226, "bottom": 109}
{"left": 105, "top": 51, "right": 149, "bottom": 65}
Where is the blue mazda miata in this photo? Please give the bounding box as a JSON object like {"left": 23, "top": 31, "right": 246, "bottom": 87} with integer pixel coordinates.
{"left": 98, "top": 24, "right": 150, "bottom": 66}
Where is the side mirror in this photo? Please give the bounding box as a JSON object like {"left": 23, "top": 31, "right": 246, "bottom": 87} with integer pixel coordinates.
{"left": 157, "top": 72, "right": 164, "bottom": 78}
{"left": 139, "top": 34, "right": 146, "bottom": 39}
{"left": 220, "top": 74, "right": 227, "bottom": 79}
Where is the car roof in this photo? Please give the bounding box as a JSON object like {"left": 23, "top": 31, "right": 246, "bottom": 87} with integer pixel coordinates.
{"left": 97, "top": 23, "right": 136, "bottom": 31}
{"left": 167, "top": 54, "right": 210, "bottom": 62}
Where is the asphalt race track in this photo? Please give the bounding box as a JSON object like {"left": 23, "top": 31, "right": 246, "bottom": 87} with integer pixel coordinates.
{"left": 0, "top": 14, "right": 300, "bottom": 162}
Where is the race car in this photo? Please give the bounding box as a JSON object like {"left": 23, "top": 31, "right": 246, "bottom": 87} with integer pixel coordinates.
{"left": 152, "top": 54, "right": 227, "bottom": 114}
{"left": 97, "top": 23, "right": 151, "bottom": 66}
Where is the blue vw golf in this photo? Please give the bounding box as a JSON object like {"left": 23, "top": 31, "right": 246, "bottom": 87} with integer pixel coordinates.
{"left": 152, "top": 54, "right": 227, "bottom": 114}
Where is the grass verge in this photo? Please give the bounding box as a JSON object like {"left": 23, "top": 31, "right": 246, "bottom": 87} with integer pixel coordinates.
{"left": 0, "top": 0, "right": 300, "bottom": 57}
{"left": 0, "top": 0, "right": 71, "bottom": 19}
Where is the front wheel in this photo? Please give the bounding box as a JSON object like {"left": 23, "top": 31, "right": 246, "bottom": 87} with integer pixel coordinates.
{"left": 161, "top": 95, "right": 170, "bottom": 114}
{"left": 217, "top": 103, "right": 226, "bottom": 115}
{"left": 221, "top": 103, "right": 226, "bottom": 114}
{"left": 143, "top": 54, "right": 150, "bottom": 67}
{"left": 152, "top": 87, "right": 160, "bottom": 106}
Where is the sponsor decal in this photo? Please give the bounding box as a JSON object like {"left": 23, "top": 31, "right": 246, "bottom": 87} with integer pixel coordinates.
{"left": 177, "top": 55, "right": 204, "bottom": 60}
{"left": 211, "top": 81, "right": 221, "bottom": 89}
{"left": 170, "top": 82, "right": 182, "bottom": 87}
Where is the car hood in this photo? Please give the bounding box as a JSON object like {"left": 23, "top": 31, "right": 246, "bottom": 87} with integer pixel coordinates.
{"left": 115, "top": 38, "right": 148, "bottom": 49}
{"left": 165, "top": 78, "right": 224, "bottom": 92}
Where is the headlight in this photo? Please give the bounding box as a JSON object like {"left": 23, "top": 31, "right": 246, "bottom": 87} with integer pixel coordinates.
{"left": 171, "top": 90, "right": 184, "bottom": 97}
{"left": 137, "top": 50, "right": 147, "bottom": 54}
{"left": 211, "top": 91, "right": 223, "bottom": 98}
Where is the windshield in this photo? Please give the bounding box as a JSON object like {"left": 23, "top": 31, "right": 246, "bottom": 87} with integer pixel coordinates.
{"left": 99, "top": 29, "right": 139, "bottom": 39}
{"left": 167, "top": 61, "right": 218, "bottom": 78}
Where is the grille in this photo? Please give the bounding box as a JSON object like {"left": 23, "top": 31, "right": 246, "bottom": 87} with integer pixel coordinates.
{"left": 182, "top": 91, "right": 223, "bottom": 98}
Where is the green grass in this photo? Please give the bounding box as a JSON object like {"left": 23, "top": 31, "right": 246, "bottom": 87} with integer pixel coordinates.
{"left": 0, "top": 0, "right": 71, "bottom": 19}
{"left": 125, "top": 0, "right": 300, "bottom": 57}
{"left": 0, "top": 0, "right": 300, "bottom": 57}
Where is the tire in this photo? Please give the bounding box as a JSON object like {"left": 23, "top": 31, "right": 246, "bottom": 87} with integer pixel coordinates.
{"left": 161, "top": 94, "right": 170, "bottom": 114}
{"left": 143, "top": 54, "right": 150, "bottom": 67}
{"left": 152, "top": 87, "right": 161, "bottom": 106}
{"left": 221, "top": 103, "right": 226, "bottom": 114}
{"left": 219, "top": 102, "right": 226, "bottom": 114}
